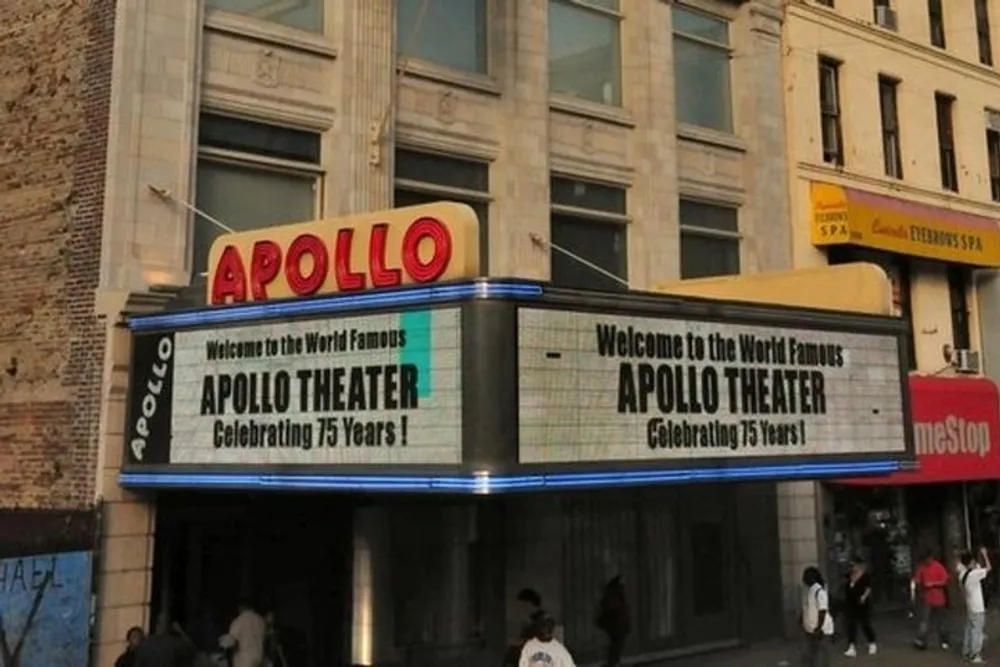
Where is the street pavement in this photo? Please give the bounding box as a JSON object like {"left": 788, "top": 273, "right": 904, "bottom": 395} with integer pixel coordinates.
{"left": 664, "top": 611, "right": 1000, "bottom": 667}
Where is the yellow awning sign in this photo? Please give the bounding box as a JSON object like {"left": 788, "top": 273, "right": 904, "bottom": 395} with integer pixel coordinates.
{"left": 809, "top": 182, "right": 1000, "bottom": 267}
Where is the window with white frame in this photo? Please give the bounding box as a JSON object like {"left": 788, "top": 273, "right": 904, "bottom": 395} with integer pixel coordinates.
{"left": 205, "top": 0, "right": 323, "bottom": 32}
{"left": 393, "top": 149, "right": 491, "bottom": 274}
{"left": 396, "top": 0, "right": 488, "bottom": 73}
{"left": 548, "top": 0, "right": 622, "bottom": 106}
{"left": 550, "top": 176, "right": 628, "bottom": 291}
{"left": 679, "top": 199, "right": 740, "bottom": 279}
{"left": 673, "top": 5, "right": 733, "bottom": 132}
{"left": 192, "top": 113, "right": 322, "bottom": 278}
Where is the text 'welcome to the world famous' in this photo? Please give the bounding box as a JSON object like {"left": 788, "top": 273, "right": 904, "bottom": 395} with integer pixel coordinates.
{"left": 598, "top": 323, "right": 852, "bottom": 452}
{"left": 198, "top": 326, "right": 419, "bottom": 451}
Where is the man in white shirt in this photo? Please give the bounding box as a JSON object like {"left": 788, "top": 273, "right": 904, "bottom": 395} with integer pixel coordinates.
{"left": 958, "top": 547, "right": 992, "bottom": 664}
{"left": 224, "top": 599, "right": 267, "bottom": 667}
{"left": 801, "top": 566, "right": 835, "bottom": 667}
{"left": 519, "top": 615, "right": 576, "bottom": 667}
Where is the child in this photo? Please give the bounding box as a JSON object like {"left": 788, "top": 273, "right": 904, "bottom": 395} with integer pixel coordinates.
{"left": 802, "top": 566, "right": 835, "bottom": 667}
{"left": 958, "top": 546, "right": 992, "bottom": 664}
{"left": 520, "top": 615, "right": 576, "bottom": 667}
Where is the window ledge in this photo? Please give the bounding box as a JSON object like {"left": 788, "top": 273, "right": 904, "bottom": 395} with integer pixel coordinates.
{"left": 400, "top": 60, "right": 501, "bottom": 96}
{"left": 549, "top": 94, "right": 634, "bottom": 128}
{"left": 205, "top": 10, "right": 337, "bottom": 59}
{"left": 677, "top": 123, "right": 746, "bottom": 153}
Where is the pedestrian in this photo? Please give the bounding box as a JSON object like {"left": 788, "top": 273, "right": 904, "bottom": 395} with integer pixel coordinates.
{"left": 134, "top": 613, "right": 195, "bottom": 667}
{"left": 911, "top": 549, "right": 951, "bottom": 651}
{"left": 958, "top": 546, "right": 992, "bottom": 664}
{"left": 595, "top": 574, "right": 629, "bottom": 667}
{"left": 519, "top": 614, "right": 576, "bottom": 667}
{"left": 801, "top": 566, "right": 835, "bottom": 667}
{"left": 504, "top": 588, "right": 547, "bottom": 667}
{"left": 223, "top": 598, "right": 267, "bottom": 667}
{"left": 842, "top": 555, "right": 877, "bottom": 657}
{"left": 115, "top": 626, "right": 145, "bottom": 667}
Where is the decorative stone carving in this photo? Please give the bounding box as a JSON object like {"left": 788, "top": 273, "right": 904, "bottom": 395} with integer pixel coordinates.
{"left": 582, "top": 122, "right": 595, "bottom": 153}
{"left": 254, "top": 49, "right": 280, "bottom": 88}
{"left": 437, "top": 89, "right": 455, "bottom": 124}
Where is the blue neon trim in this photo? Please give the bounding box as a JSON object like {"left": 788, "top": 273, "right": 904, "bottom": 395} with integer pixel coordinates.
{"left": 128, "top": 282, "right": 543, "bottom": 332}
{"left": 119, "top": 459, "right": 902, "bottom": 493}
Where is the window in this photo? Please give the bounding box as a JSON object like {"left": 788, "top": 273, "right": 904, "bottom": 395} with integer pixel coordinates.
{"left": 935, "top": 93, "right": 958, "bottom": 192}
{"left": 976, "top": 0, "right": 994, "bottom": 66}
{"left": 393, "top": 150, "right": 490, "bottom": 274}
{"left": 928, "top": 0, "right": 946, "bottom": 48}
{"left": 818, "top": 58, "right": 844, "bottom": 165}
{"left": 549, "top": 0, "right": 622, "bottom": 106}
{"left": 828, "top": 248, "right": 915, "bottom": 369}
{"left": 205, "top": 0, "right": 322, "bottom": 32}
{"left": 550, "top": 176, "right": 628, "bottom": 291}
{"left": 817, "top": 0, "right": 834, "bottom": 6}
{"left": 193, "top": 114, "right": 321, "bottom": 278}
{"left": 949, "top": 268, "right": 971, "bottom": 350}
{"left": 872, "top": 0, "right": 897, "bottom": 30}
{"left": 878, "top": 76, "right": 903, "bottom": 179}
{"left": 673, "top": 6, "right": 733, "bottom": 132}
{"left": 396, "top": 0, "right": 487, "bottom": 74}
{"left": 679, "top": 200, "right": 740, "bottom": 279}
{"left": 987, "top": 126, "right": 1000, "bottom": 202}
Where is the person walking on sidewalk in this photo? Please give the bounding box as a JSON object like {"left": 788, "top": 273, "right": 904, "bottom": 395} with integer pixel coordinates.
{"left": 843, "top": 555, "right": 877, "bottom": 657}
{"left": 802, "top": 566, "right": 835, "bottom": 667}
{"left": 912, "top": 549, "right": 951, "bottom": 651}
{"left": 958, "top": 546, "right": 992, "bottom": 664}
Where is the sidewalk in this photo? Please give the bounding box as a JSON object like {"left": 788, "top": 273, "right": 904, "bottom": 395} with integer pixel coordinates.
{"left": 663, "top": 611, "right": 1000, "bottom": 667}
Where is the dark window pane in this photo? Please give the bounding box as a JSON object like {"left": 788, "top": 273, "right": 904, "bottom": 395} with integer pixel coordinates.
{"left": 395, "top": 150, "right": 489, "bottom": 192}
{"left": 679, "top": 200, "right": 738, "bottom": 233}
{"left": 680, "top": 233, "right": 739, "bottom": 279}
{"left": 396, "top": 0, "right": 487, "bottom": 73}
{"left": 674, "top": 38, "right": 733, "bottom": 132}
{"left": 394, "top": 188, "right": 488, "bottom": 274}
{"left": 672, "top": 6, "right": 729, "bottom": 45}
{"left": 194, "top": 160, "right": 316, "bottom": 277}
{"left": 690, "top": 522, "right": 726, "bottom": 616}
{"left": 551, "top": 177, "right": 626, "bottom": 213}
{"left": 551, "top": 215, "right": 627, "bottom": 291}
{"left": 199, "top": 114, "right": 321, "bottom": 163}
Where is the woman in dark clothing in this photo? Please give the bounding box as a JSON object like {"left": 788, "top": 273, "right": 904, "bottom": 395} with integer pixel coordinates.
{"left": 843, "top": 555, "right": 877, "bottom": 657}
{"left": 596, "top": 575, "right": 630, "bottom": 667}
{"left": 114, "top": 627, "right": 144, "bottom": 667}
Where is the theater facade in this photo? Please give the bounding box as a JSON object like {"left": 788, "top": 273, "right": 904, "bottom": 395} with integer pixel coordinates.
{"left": 118, "top": 203, "right": 913, "bottom": 666}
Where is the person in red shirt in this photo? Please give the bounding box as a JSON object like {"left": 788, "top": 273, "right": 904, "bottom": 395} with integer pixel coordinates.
{"left": 912, "top": 550, "right": 951, "bottom": 651}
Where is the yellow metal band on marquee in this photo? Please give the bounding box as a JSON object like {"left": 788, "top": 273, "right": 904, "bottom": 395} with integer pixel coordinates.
{"left": 810, "top": 182, "right": 1000, "bottom": 268}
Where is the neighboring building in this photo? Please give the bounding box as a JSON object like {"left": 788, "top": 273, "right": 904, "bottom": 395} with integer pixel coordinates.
{"left": 784, "top": 0, "right": 1000, "bottom": 607}
{"left": 4, "top": 0, "right": 845, "bottom": 664}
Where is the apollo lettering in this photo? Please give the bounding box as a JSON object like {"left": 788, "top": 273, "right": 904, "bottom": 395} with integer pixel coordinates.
{"left": 913, "top": 416, "right": 991, "bottom": 458}
{"left": 210, "top": 217, "right": 453, "bottom": 305}
{"left": 130, "top": 336, "right": 173, "bottom": 462}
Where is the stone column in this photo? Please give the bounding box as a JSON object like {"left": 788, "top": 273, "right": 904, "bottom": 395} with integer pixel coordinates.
{"left": 350, "top": 507, "right": 395, "bottom": 666}
{"left": 776, "top": 481, "right": 821, "bottom": 635}
{"left": 492, "top": 0, "right": 551, "bottom": 279}
{"left": 333, "top": 0, "right": 395, "bottom": 216}
{"left": 92, "top": 291, "right": 175, "bottom": 667}
{"left": 623, "top": 0, "right": 680, "bottom": 288}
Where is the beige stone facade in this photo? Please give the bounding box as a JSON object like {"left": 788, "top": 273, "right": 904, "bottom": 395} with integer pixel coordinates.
{"left": 783, "top": 0, "right": 1000, "bottom": 615}
{"left": 78, "top": 0, "right": 793, "bottom": 663}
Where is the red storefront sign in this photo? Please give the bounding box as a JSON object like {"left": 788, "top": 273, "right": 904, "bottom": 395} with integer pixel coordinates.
{"left": 842, "top": 375, "right": 1000, "bottom": 485}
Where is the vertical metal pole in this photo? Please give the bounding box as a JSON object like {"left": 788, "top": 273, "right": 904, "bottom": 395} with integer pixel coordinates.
{"left": 963, "top": 482, "right": 973, "bottom": 550}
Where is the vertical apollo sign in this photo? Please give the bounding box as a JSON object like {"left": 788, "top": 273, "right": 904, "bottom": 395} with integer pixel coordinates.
{"left": 125, "top": 309, "right": 463, "bottom": 466}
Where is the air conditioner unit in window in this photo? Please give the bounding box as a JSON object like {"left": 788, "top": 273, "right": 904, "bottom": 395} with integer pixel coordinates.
{"left": 875, "top": 6, "right": 898, "bottom": 31}
{"left": 986, "top": 109, "right": 1000, "bottom": 132}
{"left": 953, "top": 348, "right": 981, "bottom": 374}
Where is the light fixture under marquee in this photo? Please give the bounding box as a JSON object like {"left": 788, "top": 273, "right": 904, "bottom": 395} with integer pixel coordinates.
{"left": 119, "top": 459, "right": 904, "bottom": 493}
{"left": 128, "top": 280, "right": 544, "bottom": 332}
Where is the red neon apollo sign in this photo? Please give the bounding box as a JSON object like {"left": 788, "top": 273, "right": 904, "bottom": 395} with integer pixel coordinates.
{"left": 206, "top": 202, "right": 481, "bottom": 305}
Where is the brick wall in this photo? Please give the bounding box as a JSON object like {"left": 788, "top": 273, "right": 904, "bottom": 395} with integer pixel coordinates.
{"left": 0, "top": 0, "right": 115, "bottom": 512}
